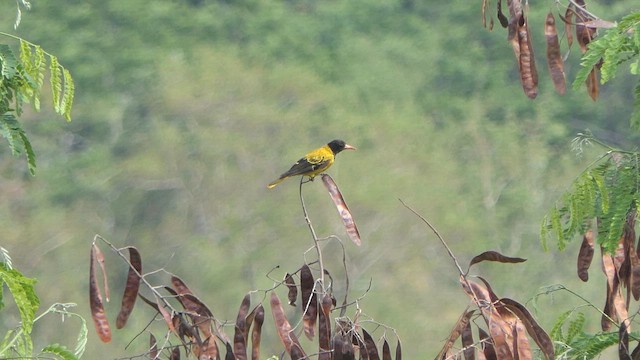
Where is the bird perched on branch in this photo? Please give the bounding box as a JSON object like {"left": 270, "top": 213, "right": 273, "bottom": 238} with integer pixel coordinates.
{"left": 267, "top": 139, "right": 356, "bottom": 189}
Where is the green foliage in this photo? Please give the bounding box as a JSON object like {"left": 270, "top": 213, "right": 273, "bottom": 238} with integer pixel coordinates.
{"left": 0, "top": 262, "right": 39, "bottom": 335}
{"left": 573, "top": 11, "right": 640, "bottom": 128}
{"left": 1, "top": 113, "right": 36, "bottom": 174}
{"left": 541, "top": 133, "right": 640, "bottom": 253}
{"left": 551, "top": 311, "right": 621, "bottom": 359}
{"left": 41, "top": 343, "right": 79, "bottom": 360}
{"left": 0, "top": 305, "right": 86, "bottom": 360}
{"left": 0, "top": 34, "right": 74, "bottom": 174}
{"left": 0, "top": 250, "right": 85, "bottom": 360}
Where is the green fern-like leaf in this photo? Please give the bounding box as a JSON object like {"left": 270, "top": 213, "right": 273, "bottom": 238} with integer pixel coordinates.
{"left": 0, "top": 246, "right": 12, "bottom": 270}
{"left": 49, "top": 54, "right": 61, "bottom": 112}
{"left": 574, "top": 12, "right": 640, "bottom": 90}
{"left": 0, "top": 329, "right": 16, "bottom": 354}
{"left": 575, "top": 12, "right": 640, "bottom": 128}
{"left": 0, "top": 113, "right": 36, "bottom": 175}
{"left": 1, "top": 113, "right": 23, "bottom": 156}
{"left": 542, "top": 145, "right": 640, "bottom": 253}
{"left": 632, "top": 81, "right": 640, "bottom": 129}
{"left": 71, "top": 312, "right": 87, "bottom": 358}
{"left": 597, "top": 160, "right": 637, "bottom": 252}
{"left": 0, "top": 263, "right": 39, "bottom": 335}
{"left": 60, "top": 68, "right": 73, "bottom": 121}
{"left": 20, "top": 40, "right": 47, "bottom": 111}
{"left": 568, "top": 332, "right": 620, "bottom": 359}
{"left": 41, "top": 344, "right": 79, "bottom": 360}
{"left": 18, "top": 40, "right": 31, "bottom": 74}
{"left": 551, "top": 206, "right": 565, "bottom": 250}
{"left": 565, "top": 312, "right": 585, "bottom": 344}
{"left": 540, "top": 214, "right": 551, "bottom": 251}
{"left": 550, "top": 310, "right": 573, "bottom": 342}
{"left": 591, "top": 168, "right": 609, "bottom": 214}
{"left": 5, "top": 331, "right": 33, "bottom": 358}
{"left": 0, "top": 44, "right": 18, "bottom": 79}
{"left": 18, "top": 130, "right": 35, "bottom": 175}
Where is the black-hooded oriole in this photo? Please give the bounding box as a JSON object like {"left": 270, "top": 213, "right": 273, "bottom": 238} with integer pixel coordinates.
{"left": 267, "top": 139, "right": 356, "bottom": 189}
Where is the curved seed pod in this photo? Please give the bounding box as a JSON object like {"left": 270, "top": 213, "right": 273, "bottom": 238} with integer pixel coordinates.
{"left": 461, "top": 318, "right": 475, "bottom": 360}
{"left": 481, "top": 0, "right": 487, "bottom": 28}
{"left": 270, "top": 291, "right": 307, "bottom": 358}
{"left": 574, "top": 0, "right": 596, "bottom": 53}
{"left": 90, "top": 244, "right": 112, "bottom": 343}
{"left": 149, "top": 333, "right": 158, "bottom": 360}
{"left": 577, "top": 230, "right": 595, "bottom": 281}
{"left": 116, "top": 247, "right": 142, "bottom": 329}
{"left": 155, "top": 295, "right": 176, "bottom": 335}
{"left": 251, "top": 304, "right": 264, "bottom": 360}
{"left": 321, "top": 174, "right": 362, "bottom": 246}
{"left": 171, "top": 275, "right": 194, "bottom": 296}
{"left": 382, "top": 340, "right": 391, "bottom": 360}
{"left": 333, "top": 331, "right": 355, "bottom": 360}
{"left": 225, "top": 341, "right": 235, "bottom": 360}
{"left": 545, "top": 12, "right": 566, "bottom": 94}
{"left": 233, "top": 293, "right": 251, "bottom": 360}
{"left": 469, "top": 251, "right": 526, "bottom": 268}
{"left": 318, "top": 294, "right": 333, "bottom": 360}
{"left": 169, "top": 347, "right": 180, "bottom": 360}
{"left": 586, "top": 68, "right": 599, "bottom": 101}
{"left": 395, "top": 340, "right": 402, "bottom": 360}
{"left": 500, "top": 298, "right": 554, "bottom": 360}
{"left": 300, "top": 264, "right": 318, "bottom": 340}
{"left": 564, "top": 6, "right": 574, "bottom": 49}
{"left": 497, "top": 0, "right": 508, "bottom": 28}
{"left": 284, "top": 273, "right": 297, "bottom": 306}
{"left": 478, "top": 327, "right": 496, "bottom": 359}
{"left": 517, "top": 15, "right": 538, "bottom": 99}
{"left": 461, "top": 278, "right": 513, "bottom": 359}
{"left": 436, "top": 309, "right": 474, "bottom": 358}
{"left": 362, "top": 329, "right": 380, "bottom": 360}
{"left": 620, "top": 322, "right": 631, "bottom": 359}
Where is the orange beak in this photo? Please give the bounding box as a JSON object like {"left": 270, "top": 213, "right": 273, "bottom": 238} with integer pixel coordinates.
{"left": 344, "top": 144, "right": 356, "bottom": 151}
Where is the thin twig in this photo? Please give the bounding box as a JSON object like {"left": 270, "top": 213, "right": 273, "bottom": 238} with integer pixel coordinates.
{"left": 93, "top": 235, "right": 177, "bottom": 313}
{"left": 566, "top": 0, "right": 602, "bottom": 21}
{"left": 399, "top": 199, "right": 494, "bottom": 330}
{"left": 399, "top": 199, "right": 466, "bottom": 276}
{"left": 299, "top": 177, "right": 325, "bottom": 286}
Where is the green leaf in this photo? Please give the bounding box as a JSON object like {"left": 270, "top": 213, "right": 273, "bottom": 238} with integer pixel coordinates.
{"left": 550, "top": 310, "right": 572, "bottom": 342}
{"left": 0, "top": 44, "right": 18, "bottom": 79}
{"left": 41, "top": 343, "right": 79, "bottom": 360}
{"left": 566, "top": 312, "right": 585, "bottom": 344}
{"left": 60, "top": 68, "right": 74, "bottom": 121}
{"left": 0, "top": 262, "right": 39, "bottom": 335}
{"left": 0, "top": 113, "right": 36, "bottom": 174}
{"left": 49, "top": 54, "right": 61, "bottom": 112}
{"left": 632, "top": 81, "right": 640, "bottom": 129}
{"left": 540, "top": 214, "right": 550, "bottom": 251}
{"left": 18, "top": 129, "right": 36, "bottom": 175}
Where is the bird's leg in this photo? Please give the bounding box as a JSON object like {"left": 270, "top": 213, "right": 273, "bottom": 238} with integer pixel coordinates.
{"left": 301, "top": 176, "right": 313, "bottom": 184}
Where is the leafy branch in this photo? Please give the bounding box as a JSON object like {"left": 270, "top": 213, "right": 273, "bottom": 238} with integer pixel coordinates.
{"left": 541, "top": 132, "right": 640, "bottom": 253}
{"left": 0, "top": 258, "right": 86, "bottom": 360}
{"left": 0, "top": 32, "right": 74, "bottom": 174}
{"left": 572, "top": 11, "right": 640, "bottom": 127}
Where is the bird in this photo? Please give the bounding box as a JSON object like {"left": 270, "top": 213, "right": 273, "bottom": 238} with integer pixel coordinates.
{"left": 268, "top": 139, "right": 356, "bottom": 189}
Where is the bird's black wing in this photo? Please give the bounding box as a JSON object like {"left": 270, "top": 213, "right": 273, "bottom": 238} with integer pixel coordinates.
{"left": 279, "top": 157, "right": 330, "bottom": 178}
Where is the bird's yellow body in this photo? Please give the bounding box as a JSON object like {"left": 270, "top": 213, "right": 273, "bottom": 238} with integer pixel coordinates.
{"left": 268, "top": 140, "right": 355, "bottom": 189}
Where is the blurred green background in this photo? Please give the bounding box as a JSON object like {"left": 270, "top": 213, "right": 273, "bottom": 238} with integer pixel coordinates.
{"left": 0, "top": 0, "right": 638, "bottom": 358}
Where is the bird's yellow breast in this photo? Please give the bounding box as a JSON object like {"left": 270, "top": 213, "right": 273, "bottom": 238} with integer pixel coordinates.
{"left": 304, "top": 145, "right": 335, "bottom": 177}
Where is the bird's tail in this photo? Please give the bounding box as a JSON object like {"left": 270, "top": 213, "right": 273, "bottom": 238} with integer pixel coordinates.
{"left": 267, "top": 177, "right": 287, "bottom": 189}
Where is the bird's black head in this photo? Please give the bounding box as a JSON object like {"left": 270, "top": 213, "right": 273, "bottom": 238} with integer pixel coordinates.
{"left": 327, "top": 139, "right": 356, "bottom": 154}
